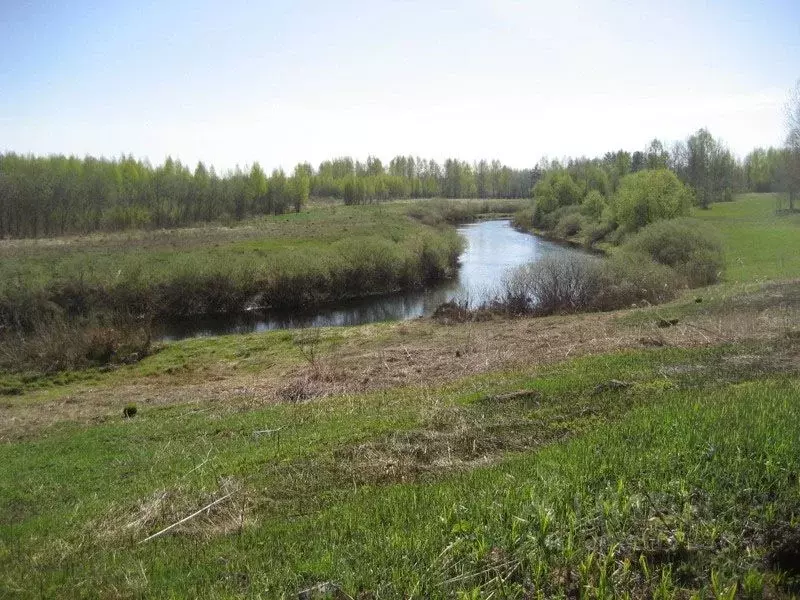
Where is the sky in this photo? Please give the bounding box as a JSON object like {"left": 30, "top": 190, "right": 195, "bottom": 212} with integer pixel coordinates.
{"left": 1, "top": 0, "right": 798, "bottom": 172}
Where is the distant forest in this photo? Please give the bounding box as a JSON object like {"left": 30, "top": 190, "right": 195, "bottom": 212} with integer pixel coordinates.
{"left": 0, "top": 128, "right": 794, "bottom": 238}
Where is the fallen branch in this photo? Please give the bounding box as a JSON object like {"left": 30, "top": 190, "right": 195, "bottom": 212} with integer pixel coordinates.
{"left": 139, "top": 491, "right": 234, "bottom": 544}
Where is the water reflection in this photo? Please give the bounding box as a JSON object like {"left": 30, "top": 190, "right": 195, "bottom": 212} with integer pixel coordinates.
{"left": 156, "top": 220, "right": 580, "bottom": 340}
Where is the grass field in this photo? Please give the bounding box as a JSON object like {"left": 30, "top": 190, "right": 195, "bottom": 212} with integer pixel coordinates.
{"left": 1, "top": 193, "right": 799, "bottom": 598}
{"left": 691, "top": 193, "right": 800, "bottom": 283}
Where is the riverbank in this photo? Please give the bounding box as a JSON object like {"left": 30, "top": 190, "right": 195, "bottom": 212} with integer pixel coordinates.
{"left": 0, "top": 201, "right": 527, "bottom": 374}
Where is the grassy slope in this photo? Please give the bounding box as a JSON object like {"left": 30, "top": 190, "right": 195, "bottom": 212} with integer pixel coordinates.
{"left": 1, "top": 193, "right": 799, "bottom": 598}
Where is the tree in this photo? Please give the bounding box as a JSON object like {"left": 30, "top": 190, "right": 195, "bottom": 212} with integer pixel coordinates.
{"left": 645, "top": 139, "right": 669, "bottom": 170}
{"left": 784, "top": 79, "right": 800, "bottom": 211}
{"left": 290, "top": 164, "right": 311, "bottom": 212}
{"left": 613, "top": 169, "right": 693, "bottom": 232}
{"left": 686, "top": 129, "right": 715, "bottom": 208}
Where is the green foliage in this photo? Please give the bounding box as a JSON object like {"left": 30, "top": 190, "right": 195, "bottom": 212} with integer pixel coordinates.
{"left": 624, "top": 218, "right": 725, "bottom": 286}
{"left": 584, "top": 219, "right": 616, "bottom": 248}
{"left": 0, "top": 154, "right": 540, "bottom": 238}
{"left": 554, "top": 211, "right": 583, "bottom": 238}
{"left": 580, "top": 189, "right": 607, "bottom": 219}
{"left": 613, "top": 169, "right": 693, "bottom": 232}
{"left": 532, "top": 171, "right": 583, "bottom": 224}
{"left": 539, "top": 205, "right": 580, "bottom": 231}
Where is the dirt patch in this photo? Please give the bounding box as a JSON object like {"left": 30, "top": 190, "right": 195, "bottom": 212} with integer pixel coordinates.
{"left": 767, "top": 525, "right": 800, "bottom": 592}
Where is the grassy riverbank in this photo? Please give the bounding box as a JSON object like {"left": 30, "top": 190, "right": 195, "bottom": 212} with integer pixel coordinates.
{"left": 1, "top": 193, "right": 799, "bottom": 598}
{"left": 0, "top": 203, "right": 459, "bottom": 321}
{"left": 0, "top": 200, "right": 527, "bottom": 374}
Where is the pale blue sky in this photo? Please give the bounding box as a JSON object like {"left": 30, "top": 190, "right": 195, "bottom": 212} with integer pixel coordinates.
{"left": 1, "top": 0, "right": 798, "bottom": 171}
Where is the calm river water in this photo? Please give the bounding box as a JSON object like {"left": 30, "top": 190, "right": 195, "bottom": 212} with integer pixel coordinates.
{"left": 156, "top": 219, "right": 580, "bottom": 340}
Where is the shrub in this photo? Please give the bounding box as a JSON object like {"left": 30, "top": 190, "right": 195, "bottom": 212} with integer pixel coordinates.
{"left": 613, "top": 169, "right": 693, "bottom": 232}
{"left": 499, "top": 255, "right": 603, "bottom": 315}
{"left": 623, "top": 218, "right": 725, "bottom": 286}
{"left": 584, "top": 220, "right": 616, "bottom": 248}
{"left": 555, "top": 212, "right": 583, "bottom": 238}
{"left": 495, "top": 253, "right": 681, "bottom": 316}
{"left": 511, "top": 207, "right": 534, "bottom": 231}
{"left": 540, "top": 205, "right": 581, "bottom": 232}
{"left": 0, "top": 316, "right": 152, "bottom": 375}
{"left": 597, "top": 251, "right": 683, "bottom": 308}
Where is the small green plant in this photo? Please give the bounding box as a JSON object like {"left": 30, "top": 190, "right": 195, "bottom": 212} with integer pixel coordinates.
{"left": 742, "top": 570, "right": 764, "bottom": 600}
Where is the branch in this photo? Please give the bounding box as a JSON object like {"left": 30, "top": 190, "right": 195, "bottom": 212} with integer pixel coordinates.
{"left": 139, "top": 491, "right": 234, "bottom": 544}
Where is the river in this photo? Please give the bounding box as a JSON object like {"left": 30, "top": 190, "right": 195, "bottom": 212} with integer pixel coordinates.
{"left": 155, "top": 219, "right": 580, "bottom": 340}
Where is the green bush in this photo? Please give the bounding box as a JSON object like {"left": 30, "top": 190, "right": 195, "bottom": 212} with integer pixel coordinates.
{"left": 540, "top": 205, "right": 580, "bottom": 232}
{"left": 623, "top": 218, "right": 725, "bottom": 286}
{"left": 555, "top": 212, "right": 583, "bottom": 238}
{"left": 613, "top": 169, "right": 693, "bottom": 232}
{"left": 511, "top": 207, "right": 534, "bottom": 231}
{"left": 584, "top": 220, "right": 616, "bottom": 248}
{"left": 597, "top": 251, "right": 683, "bottom": 307}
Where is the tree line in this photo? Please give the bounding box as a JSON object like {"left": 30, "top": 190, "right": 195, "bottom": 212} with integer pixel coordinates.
{"left": 0, "top": 153, "right": 541, "bottom": 238}
{"left": 0, "top": 155, "right": 313, "bottom": 238}
{"left": 2, "top": 114, "right": 799, "bottom": 239}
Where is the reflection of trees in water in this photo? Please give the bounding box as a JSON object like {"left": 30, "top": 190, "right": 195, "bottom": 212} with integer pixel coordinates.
{"left": 156, "top": 221, "right": 584, "bottom": 341}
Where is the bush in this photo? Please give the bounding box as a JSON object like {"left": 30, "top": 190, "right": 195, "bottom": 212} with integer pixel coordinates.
{"left": 623, "top": 218, "right": 725, "bottom": 286}
{"left": 597, "top": 251, "right": 683, "bottom": 308}
{"left": 532, "top": 171, "right": 583, "bottom": 226}
{"left": 0, "top": 316, "right": 152, "bottom": 375}
{"left": 494, "top": 253, "right": 682, "bottom": 316}
{"left": 613, "top": 169, "right": 693, "bottom": 232}
{"left": 540, "top": 205, "right": 581, "bottom": 232}
{"left": 512, "top": 207, "right": 534, "bottom": 231}
{"left": 555, "top": 212, "right": 583, "bottom": 238}
{"left": 584, "top": 220, "right": 616, "bottom": 248}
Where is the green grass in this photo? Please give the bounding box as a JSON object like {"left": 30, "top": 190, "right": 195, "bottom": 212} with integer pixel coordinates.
{"left": 0, "top": 203, "right": 462, "bottom": 311}
{"left": 691, "top": 193, "right": 800, "bottom": 283}
{"left": 2, "top": 339, "right": 798, "bottom": 597}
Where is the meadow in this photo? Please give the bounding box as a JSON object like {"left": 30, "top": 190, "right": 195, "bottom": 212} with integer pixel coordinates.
{"left": 691, "top": 193, "right": 800, "bottom": 282}
{"left": 0, "top": 193, "right": 799, "bottom": 598}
